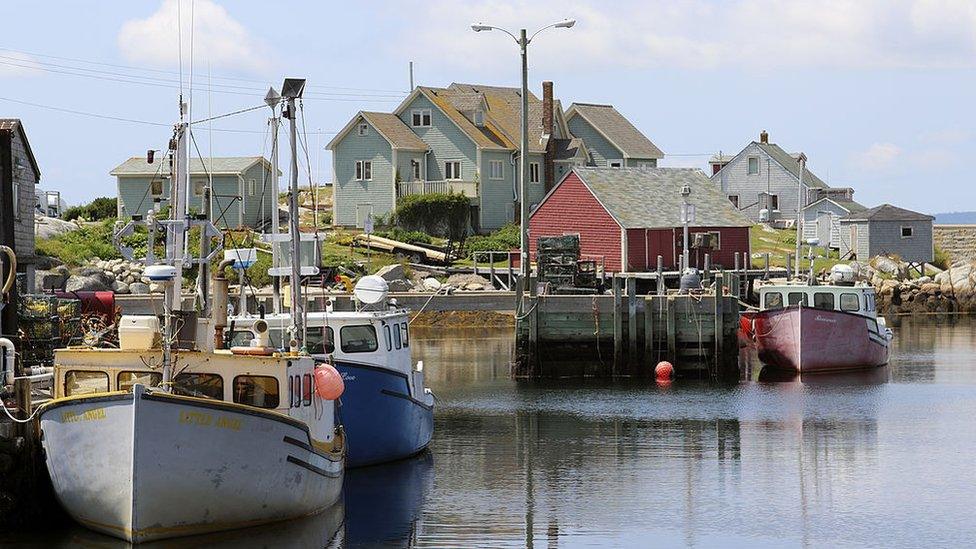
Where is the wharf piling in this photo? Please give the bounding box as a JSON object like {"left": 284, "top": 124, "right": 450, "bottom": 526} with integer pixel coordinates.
{"left": 514, "top": 274, "right": 741, "bottom": 379}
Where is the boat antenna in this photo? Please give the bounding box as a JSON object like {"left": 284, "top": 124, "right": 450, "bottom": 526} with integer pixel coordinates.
{"left": 281, "top": 78, "right": 307, "bottom": 352}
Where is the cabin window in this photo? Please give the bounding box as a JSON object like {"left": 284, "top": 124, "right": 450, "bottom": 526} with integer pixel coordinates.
{"left": 118, "top": 371, "right": 162, "bottom": 392}
{"left": 306, "top": 326, "right": 335, "bottom": 354}
{"left": 813, "top": 292, "right": 835, "bottom": 310}
{"left": 400, "top": 323, "right": 410, "bottom": 347}
{"left": 901, "top": 226, "right": 914, "bottom": 238}
{"left": 340, "top": 325, "right": 378, "bottom": 353}
{"left": 763, "top": 292, "right": 783, "bottom": 309}
{"left": 747, "top": 156, "right": 759, "bottom": 175}
{"left": 411, "top": 109, "right": 431, "bottom": 127}
{"left": 64, "top": 371, "right": 109, "bottom": 397}
{"left": 302, "top": 373, "right": 313, "bottom": 406}
{"left": 357, "top": 123, "right": 369, "bottom": 136}
{"left": 840, "top": 293, "right": 861, "bottom": 312}
{"left": 529, "top": 162, "right": 540, "bottom": 183}
{"left": 383, "top": 324, "right": 392, "bottom": 352}
{"left": 150, "top": 179, "right": 164, "bottom": 197}
{"left": 489, "top": 160, "right": 504, "bottom": 180}
{"left": 411, "top": 160, "right": 422, "bottom": 181}
{"left": 445, "top": 161, "right": 461, "bottom": 180}
{"left": 174, "top": 373, "right": 224, "bottom": 400}
{"left": 355, "top": 161, "right": 372, "bottom": 182}
{"left": 788, "top": 292, "right": 808, "bottom": 306}
{"left": 227, "top": 330, "right": 255, "bottom": 348}
{"left": 233, "top": 375, "right": 279, "bottom": 409}
{"left": 729, "top": 195, "right": 739, "bottom": 208}
{"left": 393, "top": 323, "right": 402, "bottom": 349}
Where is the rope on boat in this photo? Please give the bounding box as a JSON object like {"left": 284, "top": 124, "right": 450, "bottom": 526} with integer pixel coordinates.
{"left": 0, "top": 400, "right": 42, "bottom": 424}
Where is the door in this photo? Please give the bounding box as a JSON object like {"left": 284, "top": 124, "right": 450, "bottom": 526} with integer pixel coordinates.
{"left": 817, "top": 211, "right": 832, "bottom": 248}
{"left": 848, "top": 224, "right": 858, "bottom": 259}
{"left": 355, "top": 204, "right": 373, "bottom": 229}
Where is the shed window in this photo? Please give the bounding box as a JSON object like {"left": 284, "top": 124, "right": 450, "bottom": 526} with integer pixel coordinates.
{"left": 356, "top": 161, "right": 372, "bottom": 181}
{"left": 174, "top": 373, "right": 224, "bottom": 400}
{"left": 233, "top": 375, "right": 279, "bottom": 409}
{"left": 150, "top": 180, "right": 164, "bottom": 197}
{"left": 901, "top": 226, "right": 914, "bottom": 238}
{"left": 11, "top": 180, "right": 18, "bottom": 219}
{"left": 764, "top": 292, "right": 783, "bottom": 310}
{"left": 248, "top": 179, "right": 257, "bottom": 196}
{"left": 788, "top": 292, "right": 808, "bottom": 306}
{"left": 529, "top": 162, "right": 540, "bottom": 183}
{"left": 445, "top": 161, "right": 461, "bottom": 180}
{"left": 840, "top": 293, "right": 861, "bottom": 312}
{"left": 813, "top": 292, "right": 835, "bottom": 310}
{"left": 411, "top": 109, "right": 431, "bottom": 127}
{"left": 306, "top": 326, "right": 335, "bottom": 354}
{"left": 340, "top": 325, "right": 378, "bottom": 353}
{"left": 769, "top": 194, "right": 779, "bottom": 211}
{"left": 118, "top": 371, "right": 162, "bottom": 392}
{"left": 357, "top": 123, "right": 369, "bottom": 136}
{"left": 64, "top": 371, "right": 109, "bottom": 397}
{"left": 747, "top": 156, "right": 759, "bottom": 175}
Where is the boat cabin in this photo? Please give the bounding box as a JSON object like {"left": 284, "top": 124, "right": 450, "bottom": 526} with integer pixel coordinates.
{"left": 757, "top": 284, "right": 878, "bottom": 318}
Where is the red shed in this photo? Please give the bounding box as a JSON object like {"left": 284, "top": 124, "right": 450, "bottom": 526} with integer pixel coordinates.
{"left": 529, "top": 167, "right": 753, "bottom": 272}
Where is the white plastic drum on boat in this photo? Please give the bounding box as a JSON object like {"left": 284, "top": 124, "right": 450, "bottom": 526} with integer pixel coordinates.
{"left": 354, "top": 275, "right": 389, "bottom": 304}
{"left": 830, "top": 264, "right": 856, "bottom": 285}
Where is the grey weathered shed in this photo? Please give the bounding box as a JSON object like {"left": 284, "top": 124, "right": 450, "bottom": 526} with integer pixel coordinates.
{"left": 802, "top": 196, "right": 865, "bottom": 250}
{"left": 0, "top": 119, "right": 40, "bottom": 290}
{"left": 839, "top": 204, "right": 934, "bottom": 263}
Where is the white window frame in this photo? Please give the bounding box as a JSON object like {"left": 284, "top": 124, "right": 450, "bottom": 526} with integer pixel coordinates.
{"left": 445, "top": 161, "right": 461, "bottom": 180}
{"left": 411, "top": 109, "right": 431, "bottom": 127}
{"left": 489, "top": 160, "right": 504, "bottom": 180}
{"left": 355, "top": 160, "right": 372, "bottom": 182}
{"left": 357, "top": 123, "right": 369, "bottom": 136}
{"left": 473, "top": 110, "right": 484, "bottom": 126}
{"left": 411, "top": 159, "right": 421, "bottom": 181}
{"left": 747, "top": 156, "right": 759, "bottom": 175}
{"left": 529, "top": 162, "right": 540, "bottom": 183}
{"left": 249, "top": 179, "right": 258, "bottom": 196}
{"left": 901, "top": 226, "right": 914, "bottom": 239}
{"left": 11, "top": 179, "right": 18, "bottom": 220}
{"left": 607, "top": 159, "right": 623, "bottom": 169}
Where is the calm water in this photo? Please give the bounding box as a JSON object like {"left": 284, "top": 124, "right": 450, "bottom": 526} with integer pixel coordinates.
{"left": 7, "top": 317, "right": 976, "bottom": 548}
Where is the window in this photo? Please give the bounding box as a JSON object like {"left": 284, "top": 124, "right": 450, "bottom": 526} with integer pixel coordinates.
{"left": 411, "top": 109, "right": 431, "bottom": 127}
{"left": 383, "top": 324, "right": 392, "bottom": 351}
{"left": 227, "top": 330, "right": 254, "bottom": 348}
{"left": 400, "top": 322, "right": 409, "bottom": 348}
{"left": 248, "top": 179, "right": 257, "bottom": 196}
{"left": 901, "top": 226, "right": 914, "bottom": 238}
{"left": 233, "top": 375, "right": 279, "bottom": 409}
{"left": 355, "top": 161, "right": 372, "bottom": 181}
{"left": 393, "top": 323, "right": 402, "bottom": 349}
{"left": 357, "top": 123, "right": 369, "bottom": 136}
{"left": 445, "top": 161, "right": 461, "bottom": 180}
{"left": 788, "top": 292, "right": 808, "bottom": 307}
{"left": 11, "top": 180, "right": 18, "bottom": 219}
{"left": 473, "top": 110, "right": 484, "bottom": 126}
{"left": 193, "top": 180, "right": 206, "bottom": 196}
{"left": 340, "top": 325, "right": 378, "bottom": 353}
{"left": 118, "top": 371, "right": 162, "bottom": 392}
{"left": 764, "top": 292, "right": 783, "bottom": 310}
{"left": 813, "top": 292, "right": 835, "bottom": 310}
{"left": 840, "top": 293, "right": 861, "bottom": 312}
{"left": 64, "top": 371, "right": 109, "bottom": 397}
{"left": 150, "top": 179, "right": 164, "bottom": 197}
{"left": 411, "top": 160, "right": 422, "bottom": 181}
{"left": 769, "top": 194, "right": 779, "bottom": 211}
{"left": 489, "top": 160, "right": 504, "bottom": 180}
{"left": 529, "top": 162, "right": 540, "bottom": 183}
{"left": 302, "top": 374, "right": 312, "bottom": 406}
{"left": 729, "top": 195, "right": 739, "bottom": 208}
{"left": 174, "top": 373, "right": 224, "bottom": 400}
{"left": 608, "top": 160, "right": 623, "bottom": 168}
{"left": 306, "top": 326, "right": 335, "bottom": 354}
{"left": 747, "top": 156, "right": 759, "bottom": 175}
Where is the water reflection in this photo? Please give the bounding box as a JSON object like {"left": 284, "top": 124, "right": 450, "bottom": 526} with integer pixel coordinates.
{"left": 344, "top": 452, "right": 434, "bottom": 547}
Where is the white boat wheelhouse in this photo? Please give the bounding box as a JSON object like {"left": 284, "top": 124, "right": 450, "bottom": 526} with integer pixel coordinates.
{"left": 757, "top": 283, "right": 879, "bottom": 319}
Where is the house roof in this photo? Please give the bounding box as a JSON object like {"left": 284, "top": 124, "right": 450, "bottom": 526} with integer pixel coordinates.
{"left": 360, "top": 112, "right": 429, "bottom": 150}
{"left": 709, "top": 153, "right": 734, "bottom": 163}
{"left": 754, "top": 142, "right": 829, "bottom": 188}
{"left": 553, "top": 137, "right": 586, "bottom": 161}
{"left": 564, "top": 103, "right": 663, "bottom": 160}
{"left": 804, "top": 196, "right": 866, "bottom": 213}
{"left": 840, "top": 203, "right": 934, "bottom": 222}
{"left": 0, "top": 118, "right": 41, "bottom": 178}
{"left": 110, "top": 156, "right": 274, "bottom": 176}
{"left": 556, "top": 167, "right": 753, "bottom": 229}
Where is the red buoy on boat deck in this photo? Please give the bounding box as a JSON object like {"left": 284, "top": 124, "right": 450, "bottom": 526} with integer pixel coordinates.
{"left": 655, "top": 361, "right": 674, "bottom": 382}
{"left": 314, "top": 364, "right": 345, "bottom": 400}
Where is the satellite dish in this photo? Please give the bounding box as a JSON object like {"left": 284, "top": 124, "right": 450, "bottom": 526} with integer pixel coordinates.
{"left": 353, "top": 275, "right": 389, "bottom": 305}
{"left": 145, "top": 265, "right": 178, "bottom": 282}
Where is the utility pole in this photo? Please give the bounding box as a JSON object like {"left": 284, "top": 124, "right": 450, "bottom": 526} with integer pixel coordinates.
{"left": 519, "top": 28, "right": 530, "bottom": 286}
{"left": 795, "top": 153, "right": 807, "bottom": 278}
{"left": 282, "top": 79, "right": 306, "bottom": 350}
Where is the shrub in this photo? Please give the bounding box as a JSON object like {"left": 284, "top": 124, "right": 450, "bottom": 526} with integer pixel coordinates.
{"left": 375, "top": 227, "right": 433, "bottom": 246}
{"left": 391, "top": 193, "right": 470, "bottom": 246}
{"left": 465, "top": 223, "right": 520, "bottom": 254}
{"left": 62, "top": 197, "right": 117, "bottom": 221}
{"left": 224, "top": 250, "right": 272, "bottom": 288}
{"left": 933, "top": 246, "right": 951, "bottom": 270}
{"left": 36, "top": 218, "right": 122, "bottom": 265}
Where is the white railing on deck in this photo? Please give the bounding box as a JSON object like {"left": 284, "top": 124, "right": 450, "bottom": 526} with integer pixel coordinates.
{"left": 397, "top": 180, "right": 478, "bottom": 199}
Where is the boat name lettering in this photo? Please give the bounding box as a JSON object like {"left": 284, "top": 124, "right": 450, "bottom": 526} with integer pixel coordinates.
{"left": 178, "top": 410, "right": 242, "bottom": 431}
{"left": 61, "top": 408, "right": 106, "bottom": 423}
{"left": 814, "top": 315, "right": 837, "bottom": 324}
{"left": 340, "top": 372, "right": 356, "bottom": 381}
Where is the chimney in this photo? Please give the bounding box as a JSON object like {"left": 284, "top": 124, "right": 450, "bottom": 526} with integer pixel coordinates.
{"left": 760, "top": 130, "right": 769, "bottom": 144}
{"left": 542, "top": 81, "right": 555, "bottom": 191}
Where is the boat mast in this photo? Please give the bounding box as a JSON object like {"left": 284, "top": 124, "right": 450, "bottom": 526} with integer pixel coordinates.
{"left": 282, "top": 78, "right": 306, "bottom": 350}
{"left": 265, "top": 88, "right": 283, "bottom": 315}
{"left": 162, "top": 100, "right": 189, "bottom": 390}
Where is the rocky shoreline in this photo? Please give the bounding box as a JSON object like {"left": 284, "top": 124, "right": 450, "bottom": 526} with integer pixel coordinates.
{"left": 854, "top": 258, "right": 976, "bottom": 316}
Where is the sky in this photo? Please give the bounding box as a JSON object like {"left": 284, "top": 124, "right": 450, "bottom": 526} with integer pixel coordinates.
{"left": 1, "top": 0, "right": 974, "bottom": 214}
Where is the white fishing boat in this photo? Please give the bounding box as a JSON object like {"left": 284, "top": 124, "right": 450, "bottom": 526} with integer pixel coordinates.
{"left": 38, "top": 80, "right": 346, "bottom": 543}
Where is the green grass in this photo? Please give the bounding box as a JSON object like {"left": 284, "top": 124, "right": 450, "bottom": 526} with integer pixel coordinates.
{"left": 749, "top": 225, "right": 842, "bottom": 273}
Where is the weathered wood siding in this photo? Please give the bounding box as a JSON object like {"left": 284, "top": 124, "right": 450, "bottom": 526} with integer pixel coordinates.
{"left": 239, "top": 163, "right": 276, "bottom": 229}
{"left": 8, "top": 129, "right": 36, "bottom": 260}
{"left": 528, "top": 172, "right": 623, "bottom": 271}
{"left": 802, "top": 201, "right": 848, "bottom": 249}
{"left": 866, "top": 220, "right": 933, "bottom": 263}
{"left": 332, "top": 116, "right": 394, "bottom": 227}
{"left": 840, "top": 220, "right": 869, "bottom": 260}
{"left": 397, "top": 95, "right": 476, "bottom": 182}
{"left": 480, "top": 150, "right": 514, "bottom": 231}
{"left": 567, "top": 114, "right": 621, "bottom": 167}
{"left": 712, "top": 143, "right": 806, "bottom": 223}
{"left": 118, "top": 173, "right": 250, "bottom": 229}
{"left": 628, "top": 226, "right": 750, "bottom": 271}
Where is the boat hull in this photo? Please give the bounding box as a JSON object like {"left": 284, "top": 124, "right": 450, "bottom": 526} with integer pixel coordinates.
{"left": 334, "top": 360, "right": 434, "bottom": 467}
{"left": 39, "top": 386, "right": 343, "bottom": 543}
{"left": 744, "top": 306, "right": 890, "bottom": 373}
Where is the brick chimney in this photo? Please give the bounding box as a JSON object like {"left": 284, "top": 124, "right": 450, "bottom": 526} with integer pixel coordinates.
{"left": 542, "top": 81, "right": 555, "bottom": 191}
{"left": 760, "top": 130, "right": 769, "bottom": 144}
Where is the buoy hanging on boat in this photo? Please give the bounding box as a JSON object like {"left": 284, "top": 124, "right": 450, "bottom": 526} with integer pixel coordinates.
{"left": 314, "top": 364, "right": 345, "bottom": 400}
{"left": 655, "top": 361, "right": 674, "bottom": 382}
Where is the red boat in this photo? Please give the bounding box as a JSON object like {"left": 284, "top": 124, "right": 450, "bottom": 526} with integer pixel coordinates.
{"left": 740, "top": 278, "right": 891, "bottom": 373}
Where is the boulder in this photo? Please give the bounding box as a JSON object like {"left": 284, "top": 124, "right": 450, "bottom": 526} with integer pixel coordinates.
{"left": 65, "top": 272, "right": 113, "bottom": 292}
{"left": 129, "top": 282, "right": 150, "bottom": 294}
{"left": 879, "top": 279, "right": 900, "bottom": 295}
{"left": 374, "top": 263, "right": 406, "bottom": 281}
{"left": 148, "top": 282, "right": 164, "bottom": 293}
{"left": 35, "top": 216, "right": 80, "bottom": 239}
{"left": 422, "top": 277, "right": 442, "bottom": 291}
{"left": 34, "top": 269, "right": 68, "bottom": 292}
{"left": 465, "top": 283, "right": 485, "bottom": 291}
{"left": 446, "top": 273, "right": 491, "bottom": 288}
{"left": 112, "top": 280, "right": 130, "bottom": 294}
{"left": 920, "top": 282, "right": 941, "bottom": 295}
{"left": 871, "top": 255, "right": 902, "bottom": 276}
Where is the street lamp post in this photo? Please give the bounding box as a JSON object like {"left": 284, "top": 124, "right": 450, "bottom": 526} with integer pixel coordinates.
{"left": 795, "top": 153, "right": 807, "bottom": 278}
{"left": 680, "top": 184, "right": 692, "bottom": 271}
{"left": 471, "top": 19, "right": 575, "bottom": 291}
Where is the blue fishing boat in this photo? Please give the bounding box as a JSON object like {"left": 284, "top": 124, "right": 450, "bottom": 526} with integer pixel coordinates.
{"left": 230, "top": 277, "right": 434, "bottom": 467}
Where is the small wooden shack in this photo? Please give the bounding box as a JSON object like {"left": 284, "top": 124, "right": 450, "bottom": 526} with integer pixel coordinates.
{"left": 839, "top": 203, "right": 934, "bottom": 263}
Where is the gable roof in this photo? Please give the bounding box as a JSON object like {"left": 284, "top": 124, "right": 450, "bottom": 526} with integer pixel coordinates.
{"left": 804, "top": 196, "right": 866, "bottom": 213}
{"left": 840, "top": 203, "right": 934, "bottom": 222}
{"left": 754, "top": 142, "right": 829, "bottom": 188}
{"left": 548, "top": 167, "right": 752, "bottom": 229}
{"left": 110, "top": 156, "right": 274, "bottom": 176}
{"left": 564, "top": 103, "right": 663, "bottom": 160}
{"left": 553, "top": 137, "right": 587, "bottom": 162}
{"left": 405, "top": 86, "right": 510, "bottom": 150}
{"left": 0, "top": 118, "right": 41, "bottom": 178}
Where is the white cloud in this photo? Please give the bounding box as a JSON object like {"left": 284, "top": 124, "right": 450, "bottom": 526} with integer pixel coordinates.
{"left": 118, "top": 0, "right": 269, "bottom": 73}
{"left": 852, "top": 143, "right": 902, "bottom": 172}
{"left": 389, "top": 0, "right": 976, "bottom": 71}
{"left": 0, "top": 51, "right": 42, "bottom": 77}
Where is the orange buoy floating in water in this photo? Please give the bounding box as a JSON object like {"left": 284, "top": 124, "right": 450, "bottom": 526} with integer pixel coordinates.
{"left": 655, "top": 361, "right": 674, "bottom": 382}
{"left": 314, "top": 364, "right": 345, "bottom": 400}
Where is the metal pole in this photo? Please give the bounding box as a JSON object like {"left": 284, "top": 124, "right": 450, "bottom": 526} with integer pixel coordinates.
{"left": 682, "top": 201, "right": 690, "bottom": 271}
{"left": 270, "top": 115, "right": 282, "bottom": 314}
{"left": 519, "top": 29, "right": 530, "bottom": 285}
{"left": 286, "top": 97, "right": 304, "bottom": 349}
{"left": 795, "top": 154, "right": 806, "bottom": 277}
